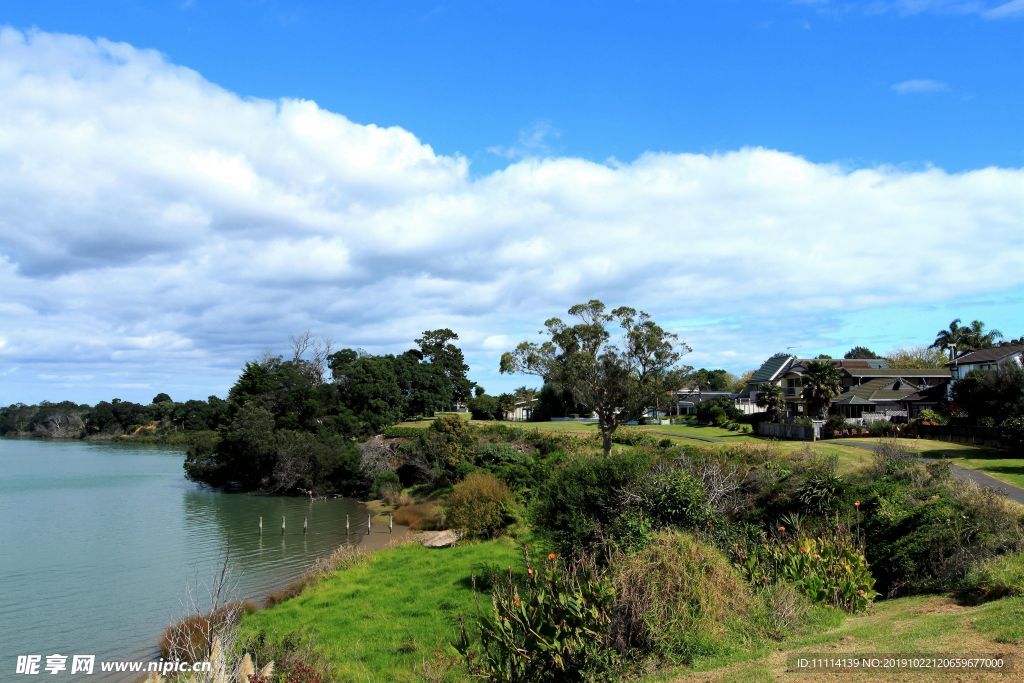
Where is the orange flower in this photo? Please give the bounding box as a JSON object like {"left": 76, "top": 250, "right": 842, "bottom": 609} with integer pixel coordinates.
{"left": 778, "top": 525, "right": 786, "bottom": 533}
{"left": 548, "top": 553, "right": 557, "bottom": 560}
{"left": 854, "top": 501, "right": 861, "bottom": 508}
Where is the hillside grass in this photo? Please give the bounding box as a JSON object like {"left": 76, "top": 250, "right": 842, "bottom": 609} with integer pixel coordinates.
{"left": 238, "top": 539, "right": 520, "bottom": 682}
{"left": 393, "top": 418, "right": 875, "bottom": 474}
{"left": 657, "top": 594, "right": 1024, "bottom": 682}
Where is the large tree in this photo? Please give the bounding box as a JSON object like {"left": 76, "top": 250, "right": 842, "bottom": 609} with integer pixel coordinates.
{"left": 800, "top": 360, "right": 843, "bottom": 419}
{"left": 415, "top": 328, "right": 474, "bottom": 407}
{"left": 844, "top": 346, "right": 880, "bottom": 360}
{"left": 500, "top": 300, "right": 690, "bottom": 456}
{"left": 886, "top": 345, "right": 948, "bottom": 369}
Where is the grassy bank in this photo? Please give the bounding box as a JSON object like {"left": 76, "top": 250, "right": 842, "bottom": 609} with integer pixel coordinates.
{"left": 238, "top": 538, "right": 519, "bottom": 681}
{"left": 660, "top": 594, "right": 1024, "bottom": 682}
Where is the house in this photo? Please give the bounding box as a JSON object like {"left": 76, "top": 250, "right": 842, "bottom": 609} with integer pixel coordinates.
{"left": 742, "top": 353, "right": 950, "bottom": 420}
{"left": 671, "top": 389, "right": 760, "bottom": 416}
{"left": 504, "top": 398, "right": 538, "bottom": 422}
{"left": 947, "top": 343, "right": 1024, "bottom": 387}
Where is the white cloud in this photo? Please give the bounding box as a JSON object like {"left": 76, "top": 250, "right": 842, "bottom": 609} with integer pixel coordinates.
{"left": 1, "top": 27, "right": 1023, "bottom": 402}
{"left": 797, "top": 0, "right": 1024, "bottom": 19}
{"left": 983, "top": 0, "right": 1024, "bottom": 18}
{"left": 891, "top": 78, "right": 951, "bottom": 94}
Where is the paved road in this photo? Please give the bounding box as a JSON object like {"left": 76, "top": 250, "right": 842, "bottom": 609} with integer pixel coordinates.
{"left": 832, "top": 439, "right": 1024, "bottom": 505}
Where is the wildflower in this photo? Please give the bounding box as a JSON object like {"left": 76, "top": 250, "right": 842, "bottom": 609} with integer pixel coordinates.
{"left": 527, "top": 567, "right": 533, "bottom": 576}
{"left": 857, "top": 589, "right": 866, "bottom": 597}
{"left": 778, "top": 525, "right": 786, "bottom": 533}
{"left": 547, "top": 553, "right": 557, "bottom": 560}
{"left": 854, "top": 501, "right": 861, "bottom": 508}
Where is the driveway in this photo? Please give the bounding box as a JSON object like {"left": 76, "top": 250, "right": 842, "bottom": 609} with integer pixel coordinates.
{"left": 832, "top": 439, "right": 1024, "bottom": 505}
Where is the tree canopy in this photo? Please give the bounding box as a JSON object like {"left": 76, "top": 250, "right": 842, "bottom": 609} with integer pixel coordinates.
{"left": 500, "top": 300, "right": 690, "bottom": 455}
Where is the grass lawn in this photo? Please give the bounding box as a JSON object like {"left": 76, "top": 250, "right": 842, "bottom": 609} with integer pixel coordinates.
{"left": 393, "top": 418, "right": 875, "bottom": 474}
{"left": 856, "top": 438, "right": 1024, "bottom": 489}
{"left": 239, "top": 539, "right": 519, "bottom": 682}
{"left": 660, "top": 594, "right": 1024, "bottom": 682}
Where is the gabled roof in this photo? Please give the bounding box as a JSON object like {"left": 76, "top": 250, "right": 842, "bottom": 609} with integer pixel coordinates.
{"left": 832, "top": 377, "right": 923, "bottom": 405}
{"left": 750, "top": 354, "right": 795, "bottom": 383}
{"left": 949, "top": 344, "right": 1024, "bottom": 366}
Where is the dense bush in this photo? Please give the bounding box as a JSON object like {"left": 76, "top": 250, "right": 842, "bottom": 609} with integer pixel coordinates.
{"left": 529, "top": 452, "right": 653, "bottom": 560}
{"left": 610, "top": 532, "right": 759, "bottom": 663}
{"left": 1001, "top": 416, "right": 1024, "bottom": 449}
{"left": 852, "top": 470, "right": 1024, "bottom": 597}
{"left": 458, "top": 552, "right": 617, "bottom": 682}
{"left": 473, "top": 442, "right": 543, "bottom": 491}
{"left": 446, "top": 473, "right": 514, "bottom": 538}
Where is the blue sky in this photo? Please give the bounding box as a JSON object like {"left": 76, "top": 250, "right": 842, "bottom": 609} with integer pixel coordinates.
{"left": 0, "top": 0, "right": 1022, "bottom": 404}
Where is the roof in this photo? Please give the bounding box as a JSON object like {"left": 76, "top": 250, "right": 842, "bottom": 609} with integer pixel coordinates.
{"left": 949, "top": 344, "right": 1024, "bottom": 366}
{"left": 846, "top": 367, "right": 950, "bottom": 378}
{"left": 832, "top": 378, "right": 923, "bottom": 405}
{"left": 750, "top": 354, "right": 795, "bottom": 383}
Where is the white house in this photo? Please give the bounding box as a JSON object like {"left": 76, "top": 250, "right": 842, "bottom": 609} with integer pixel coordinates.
{"left": 948, "top": 343, "right": 1024, "bottom": 389}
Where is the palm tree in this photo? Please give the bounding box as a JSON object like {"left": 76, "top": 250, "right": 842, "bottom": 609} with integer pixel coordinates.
{"left": 800, "top": 360, "right": 843, "bottom": 419}
{"left": 755, "top": 383, "right": 786, "bottom": 422}
{"left": 964, "top": 319, "right": 1003, "bottom": 350}
{"left": 931, "top": 319, "right": 968, "bottom": 360}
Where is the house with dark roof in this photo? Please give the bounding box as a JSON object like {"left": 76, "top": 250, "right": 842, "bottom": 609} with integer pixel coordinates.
{"left": 742, "top": 353, "right": 950, "bottom": 419}
{"left": 948, "top": 343, "right": 1024, "bottom": 387}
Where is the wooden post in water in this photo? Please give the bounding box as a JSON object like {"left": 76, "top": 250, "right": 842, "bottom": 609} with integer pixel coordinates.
{"left": 282, "top": 516, "right": 286, "bottom": 534}
{"left": 389, "top": 513, "right": 393, "bottom": 534}
{"left": 367, "top": 513, "right": 372, "bottom": 535}
{"left": 346, "top": 514, "right": 350, "bottom": 535}
{"left": 259, "top": 516, "right": 263, "bottom": 534}
{"left": 303, "top": 516, "right": 308, "bottom": 534}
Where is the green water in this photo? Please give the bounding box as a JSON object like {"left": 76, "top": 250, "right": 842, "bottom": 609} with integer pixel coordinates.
{"left": 0, "top": 438, "right": 369, "bottom": 680}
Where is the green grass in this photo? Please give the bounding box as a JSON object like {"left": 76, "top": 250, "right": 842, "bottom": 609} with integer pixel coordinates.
{"left": 239, "top": 539, "right": 520, "bottom": 682}
{"left": 857, "top": 438, "right": 1024, "bottom": 489}
{"left": 658, "top": 594, "right": 1024, "bottom": 681}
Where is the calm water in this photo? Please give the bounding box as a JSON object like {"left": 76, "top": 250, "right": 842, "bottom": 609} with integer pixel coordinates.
{"left": 0, "top": 439, "right": 369, "bottom": 680}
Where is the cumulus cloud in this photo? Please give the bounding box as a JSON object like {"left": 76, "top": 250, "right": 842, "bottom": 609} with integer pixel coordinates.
{"left": 1, "top": 27, "right": 1023, "bottom": 402}
{"left": 891, "top": 78, "right": 951, "bottom": 93}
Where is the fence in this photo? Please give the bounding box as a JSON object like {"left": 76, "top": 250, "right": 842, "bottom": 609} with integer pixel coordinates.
{"left": 916, "top": 424, "right": 1005, "bottom": 448}
{"left": 757, "top": 421, "right": 820, "bottom": 441}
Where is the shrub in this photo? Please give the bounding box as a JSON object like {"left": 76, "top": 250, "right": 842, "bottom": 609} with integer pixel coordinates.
{"left": 854, "top": 475, "right": 1024, "bottom": 597}
{"left": 961, "top": 551, "right": 1024, "bottom": 603}
{"left": 739, "top": 533, "right": 876, "bottom": 613}
{"left": 867, "top": 420, "right": 900, "bottom": 437}
{"left": 530, "top": 452, "right": 652, "bottom": 560}
{"left": 641, "top": 466, "right": 717, "bottom": 531}
{"left": 869, "top": 440, "right": 920, "bottom": 479}
{"left": 1000, "top": 417, "right": 1024, "bottom": 449}
{"left": 161, "top": 601, "right": 256, "bottom": 661}
{"left": 474, "top": 443, "right": 541, "bottom": 491}
{"left": 610, "top": 532, "right": 759, "bottom": 663}
{"left": 458, "top": 551, "right": 617, "bottom": 682}
{"left": 823, "top": 414, "right": 846, "bottom": 438}
{"left": 447, "top": 473, "right": 514, "bottom": 538}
